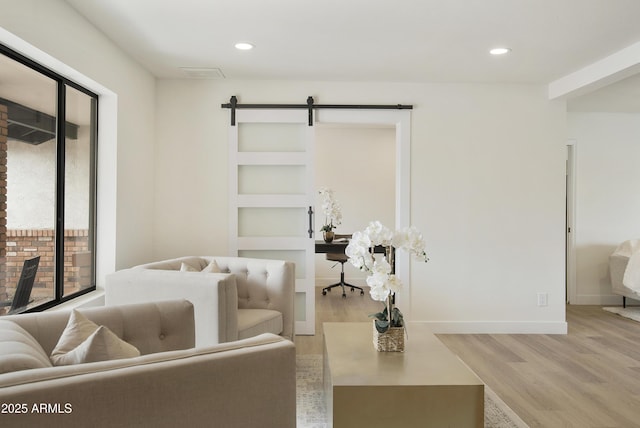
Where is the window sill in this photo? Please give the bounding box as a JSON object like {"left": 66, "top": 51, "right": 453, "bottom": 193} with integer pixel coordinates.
{"left": 47, "top": 289, "right": 105, "bottom": 312}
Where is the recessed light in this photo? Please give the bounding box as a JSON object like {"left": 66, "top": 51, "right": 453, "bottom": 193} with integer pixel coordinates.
{"left": 490, "top": 47, "right": 511, "bottom": 55}
{"left": 235, "top": 42, "right": 254, "bottom": 50}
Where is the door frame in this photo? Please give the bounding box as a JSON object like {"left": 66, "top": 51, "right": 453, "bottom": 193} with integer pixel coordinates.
{"left": 566, "top": 139, "right": 577, "bottom": 304}
{"left": 314, "top": 109, "right": 412, "bottom": 317}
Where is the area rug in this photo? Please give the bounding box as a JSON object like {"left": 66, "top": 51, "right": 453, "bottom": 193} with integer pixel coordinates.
{"left": 603, "top": 306, "right": 640, "bottom": 322}
{"left": 296, "top": 354, "right": 529, "bottom": 428}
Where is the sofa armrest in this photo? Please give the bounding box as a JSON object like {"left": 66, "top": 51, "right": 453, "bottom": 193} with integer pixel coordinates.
{"left": 106, "top": 269, "right": 238, "bottom": 346}
{"left": 609, "top": 254, "right": 629, "bottom": 295}
{"left": 0, "top": 334, "right": 296, "bottom": 428}
{"left": 213, "top": 257, "right": 295, "bottom": 340}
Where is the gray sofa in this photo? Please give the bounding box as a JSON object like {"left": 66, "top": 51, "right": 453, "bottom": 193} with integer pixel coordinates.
{"left": 0, "top": 300, "right": 296, "bottom": 428}
{"left": 105, "top": 256, "right": 295, "bottom": 346}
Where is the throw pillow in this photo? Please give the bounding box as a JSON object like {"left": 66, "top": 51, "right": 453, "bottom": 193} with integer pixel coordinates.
{"left": 50, "top": 310, "right": 101, "bottom": 365}
{"left": 180, "top": 262, "right": 200, "bottom": 272}
{"left": 201, "top": 259, "right": 222, "bottom": 273}
{"left": 50, "top": 310, "right": 140, "bottom": 366}
{"left": 52, "top": 325, "right": 140, "bottom": 366}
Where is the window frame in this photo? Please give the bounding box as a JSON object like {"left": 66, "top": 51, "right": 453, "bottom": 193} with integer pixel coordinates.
{"left": 0, "top": 43, "right": 98, "bottom": 312}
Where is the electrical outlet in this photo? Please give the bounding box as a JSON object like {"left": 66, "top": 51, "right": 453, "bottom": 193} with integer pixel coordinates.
{"left": 537, "top": 293, "right": 548, "bottom": 307}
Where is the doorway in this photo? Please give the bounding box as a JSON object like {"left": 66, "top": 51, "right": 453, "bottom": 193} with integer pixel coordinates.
{"left": 227, "top": 106, "right": 412, "bottom": 336}
{"left": 314, "top": 108, "right": 412, "bottom": 318}
{"left": 314, "top": 124, "right": 396, "bottom": 291}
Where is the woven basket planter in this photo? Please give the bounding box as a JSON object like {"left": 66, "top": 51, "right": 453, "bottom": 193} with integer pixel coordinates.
{"left": 372, "top": 320, "right": 405, "bottom": 352}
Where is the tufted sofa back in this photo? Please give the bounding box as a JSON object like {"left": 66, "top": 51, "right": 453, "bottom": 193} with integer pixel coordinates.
{"left": 133, "top": 256, "right": 296, "bottom": 341}
{"left": 3, "top": 300, "right": 195, "bottom": 356}
{"left": 205, "top": 257, "right": 294, "bottom": 340}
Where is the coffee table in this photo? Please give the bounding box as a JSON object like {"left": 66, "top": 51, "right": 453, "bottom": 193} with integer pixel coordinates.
{"left": 323, "top": 322, "right": 484, "bottom": 428}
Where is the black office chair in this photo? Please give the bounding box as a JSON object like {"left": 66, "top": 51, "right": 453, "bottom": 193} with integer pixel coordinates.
{"left": 0, "top": 256, "right": 40, "bottom": 314}
{"left": 322, "top": 235, "right": 365, "bottom": 298}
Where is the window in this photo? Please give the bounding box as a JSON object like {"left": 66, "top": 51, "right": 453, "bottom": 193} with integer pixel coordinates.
{"left": 0, "top": 44, "right": 97, "bottom": 315}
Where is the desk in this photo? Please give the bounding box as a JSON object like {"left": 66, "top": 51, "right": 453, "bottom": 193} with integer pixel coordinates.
{"left": 323, "top": 322, "right": 484, "bottom": 428}
{"left": 314, "top": 240, "right": 386, "bottom": 254}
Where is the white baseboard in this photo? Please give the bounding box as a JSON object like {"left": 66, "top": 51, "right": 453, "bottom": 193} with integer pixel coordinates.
{"left": 418, "top": 320, "right": 568, "bottom": 335}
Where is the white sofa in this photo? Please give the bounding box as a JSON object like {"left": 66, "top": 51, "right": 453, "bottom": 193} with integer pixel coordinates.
{"left": 0, "top": 300, "right": 296, "bottom": 428}
{"left": 610, "top": 240, "right": 640, "bottom": 307}
{"left": 105, "top": 256, "right": 295, "bottom": 346}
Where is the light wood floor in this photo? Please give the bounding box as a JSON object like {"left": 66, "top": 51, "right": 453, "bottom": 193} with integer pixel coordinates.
{"left": 296, "top": 288, "right": 640, "bottom": 428}
{"left": 295, "top": 285, "right": 382, "bottom": 355}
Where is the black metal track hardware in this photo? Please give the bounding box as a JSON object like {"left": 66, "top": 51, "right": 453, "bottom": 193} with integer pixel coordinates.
{"left": 221, "top": 96, "right": 413, "bottom": 126}
{"left": 307, "top": 96, "right": 314, "bottom": 126}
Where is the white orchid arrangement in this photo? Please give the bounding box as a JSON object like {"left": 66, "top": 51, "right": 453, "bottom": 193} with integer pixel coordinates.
{"left": 346, "top": 221, "right": 428, "bottom": 333}
{"left": 318, "top": 188, "right": 342, "bottom": 232}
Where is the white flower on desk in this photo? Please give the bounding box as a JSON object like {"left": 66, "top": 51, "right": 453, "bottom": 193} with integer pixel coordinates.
{"left": 318, "top": 187, "right": 342, "bottom": 232}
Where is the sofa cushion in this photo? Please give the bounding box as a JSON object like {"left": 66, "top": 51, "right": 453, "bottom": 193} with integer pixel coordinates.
{"left": 51, "top": 310, "right": 140, "bottom": 366}
{"left": 0, "top": 320, "right": 53, "bottom": 374}
{"left": 202, "top": 259, "right": 222, "bottom": 273}
{"left": 237, "top": 309, "right": 283, "bottom": 340}
{"left": 180, "top": 259, "right": 221, "bottom": 273}
{"left": 180, "top": 262, "right": 200, "bottom": 272}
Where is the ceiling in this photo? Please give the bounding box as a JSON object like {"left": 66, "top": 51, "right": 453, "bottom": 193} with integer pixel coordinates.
{"left": 58, "top": 0, "right": 640, "bottom": 113}
{"left": 63, "top": 0, "right": 640, "bottom": 86}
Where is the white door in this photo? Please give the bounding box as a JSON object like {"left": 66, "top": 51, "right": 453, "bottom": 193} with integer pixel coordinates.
{"left": 229, "top": 109, "right": 316, "bottom": 335}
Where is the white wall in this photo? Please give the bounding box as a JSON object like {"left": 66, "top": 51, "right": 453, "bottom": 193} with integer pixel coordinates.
{"left": 0, "top": 0, "right": 157, "bottom": 274}
{"left": 568, "top": 112, "right": 640, "bottom": 304}
{"left": 0, "top": 1, "right": 570, "bottom": 331}
{"left": 7, "top": 139, "right": 56, "bottom": 229}
{"left": 156, "top": 80, "right": 568, "bottom": 333}
{"left": 7, "top": 136, "right": 91, "bottom": 229}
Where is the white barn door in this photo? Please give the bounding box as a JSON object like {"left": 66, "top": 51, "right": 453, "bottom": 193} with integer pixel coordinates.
{"left": 229, "top": 109, "right": 316, "bottom": 335}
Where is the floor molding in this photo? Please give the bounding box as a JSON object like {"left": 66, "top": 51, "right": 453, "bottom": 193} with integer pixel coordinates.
{"left": 420, "top": 320, "right": 568, "bottom": 334}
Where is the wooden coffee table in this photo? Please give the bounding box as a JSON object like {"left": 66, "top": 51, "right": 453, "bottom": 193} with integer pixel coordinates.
{"left": 323, "top": 322, "right": 484, "bottom": 428}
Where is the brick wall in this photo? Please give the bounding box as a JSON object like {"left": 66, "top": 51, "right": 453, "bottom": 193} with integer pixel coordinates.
{"left": 1, "top": 229, "right": 90, "bottom": 314}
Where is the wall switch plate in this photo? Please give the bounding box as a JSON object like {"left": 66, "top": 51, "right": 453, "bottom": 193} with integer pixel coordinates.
{"left": 537, "top": 292, "right": 548, "bottom": 307}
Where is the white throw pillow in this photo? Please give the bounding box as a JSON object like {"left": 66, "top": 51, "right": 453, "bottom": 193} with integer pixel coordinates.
{"left": 52, "top": 325, "right": 140, "bottom": 366}
{"left": 50, "top": 310, "right": 140, "bottom": 366}
{"left": 180, "top": 262, "right": 200, "bottom": 272}
{"left": 50, "top": 310, "right": 100, "bottom": 363}
{"left": 201, "top": 259, "right": 222, "bottom": 273}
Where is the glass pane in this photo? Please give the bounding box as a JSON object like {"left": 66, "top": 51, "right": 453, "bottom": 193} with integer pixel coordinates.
{"left": 295, "top": 292, "right": 306, "bottom": 322}
{"left": 0, "top": 54, "right": 58, "bottom": 314}
{"left": 238, "top": 249, "right": 306, "bottom": 279}
{"left": 238, "top": 123, "right": 305, "bottom": 152}
{"left": 239, "top": 207, "right": 306, "bottom": 237}
{"left": 238, "top": 165, "right": 306, "bottom": 195}
{"left": 63, "top": 86, "right": 96, "bottom": 297}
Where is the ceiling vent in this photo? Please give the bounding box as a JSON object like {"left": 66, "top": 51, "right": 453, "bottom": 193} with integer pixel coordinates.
{"left": 179, "top": 67, "right": 225, "bottom": 79}
{"left": 0, "top": 97, "right": 78, "bottom": 145}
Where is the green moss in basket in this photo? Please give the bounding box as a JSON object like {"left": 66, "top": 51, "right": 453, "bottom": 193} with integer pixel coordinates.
{"left": 370, "top": 306, "right": 404, "bottom": 333}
